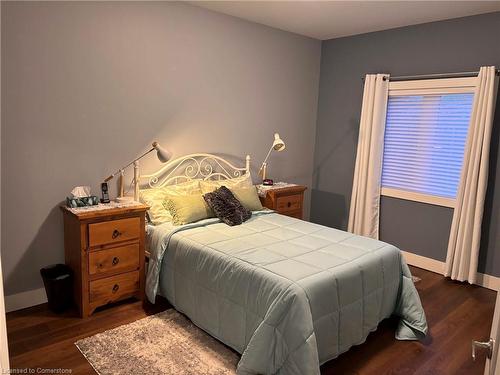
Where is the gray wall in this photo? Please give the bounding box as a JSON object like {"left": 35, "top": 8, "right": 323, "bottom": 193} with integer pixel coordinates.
{"left": 1, "top": 2, "right": 321, "bottom": 296}
{"left": 311, "top": 11, "right": 500, "bottom": 275}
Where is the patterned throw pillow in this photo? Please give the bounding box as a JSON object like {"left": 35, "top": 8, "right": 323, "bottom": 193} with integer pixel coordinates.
{"left": 163, "top": 194, "right": 214, "bottom": 226}
{"left": 139, "top": 180, "right": 201, "bottom": 225}
{"left": 203, "top": 186, "right": 251, "bottom": 226}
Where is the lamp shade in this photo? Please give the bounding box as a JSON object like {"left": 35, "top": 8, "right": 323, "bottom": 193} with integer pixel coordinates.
{"left": 272, "top": 133, "right": 285, "bottom": 151}
{"left": 152, "top": 142, "right": 172, "bottom": 163}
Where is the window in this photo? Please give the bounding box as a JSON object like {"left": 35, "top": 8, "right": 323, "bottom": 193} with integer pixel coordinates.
{"left": 381, "top": 78, "right": 477, "bottom": 208}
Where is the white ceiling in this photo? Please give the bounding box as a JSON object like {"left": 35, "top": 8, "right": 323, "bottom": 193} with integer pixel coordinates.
{"left": 191, "top": 1, "right": 500, "bottom": 40}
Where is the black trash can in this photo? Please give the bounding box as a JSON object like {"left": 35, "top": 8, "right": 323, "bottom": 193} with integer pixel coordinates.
{"left": 40, "top": 264, "right": 73, "bottom": 313}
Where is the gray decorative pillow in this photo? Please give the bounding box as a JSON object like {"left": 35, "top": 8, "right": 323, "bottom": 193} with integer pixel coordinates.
{"left": 203, "top": 186, "right": 251, "bottom": 226}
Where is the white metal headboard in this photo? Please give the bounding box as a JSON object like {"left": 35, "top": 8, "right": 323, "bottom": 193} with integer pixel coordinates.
{"left": 133, "top": 153, "right": 250, "bottom": 198}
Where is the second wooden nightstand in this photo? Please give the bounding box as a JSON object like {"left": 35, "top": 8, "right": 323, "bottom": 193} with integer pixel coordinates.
{"left": 61, "top": 203, "right": 149, "bottom": 318}
{"left": 258, "top": 184, "right": 307, "bottom": 219}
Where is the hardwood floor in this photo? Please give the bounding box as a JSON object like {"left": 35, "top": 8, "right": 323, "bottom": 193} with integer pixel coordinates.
{"left": 6, "top": 266, "right": 496, "bottom": 374}
{"left": 321, "top": 266, "right": 496, "bottom": 374}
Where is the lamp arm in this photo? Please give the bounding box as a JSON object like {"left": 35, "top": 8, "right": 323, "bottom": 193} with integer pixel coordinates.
{"left": 259, "top": 145, "right": 274, "bottom": 172}
{"left": 104, "top": 147, "right": 155, "bottom": 182}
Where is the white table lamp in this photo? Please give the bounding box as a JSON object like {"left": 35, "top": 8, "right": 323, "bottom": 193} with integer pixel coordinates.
{"left": 104, "top": 141, "right": 172, "bottom": 202}
{"left": 259, "top": 133, "right": 285, "bottom": 181}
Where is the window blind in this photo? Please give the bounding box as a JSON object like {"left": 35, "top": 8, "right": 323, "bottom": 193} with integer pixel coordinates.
{"left": 381, "top": 93, "right": 474, "bottom": 199}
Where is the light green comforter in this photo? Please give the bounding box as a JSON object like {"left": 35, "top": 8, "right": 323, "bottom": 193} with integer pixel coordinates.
{"left": 146, "top": 212, "right": 427, "bottom": 375}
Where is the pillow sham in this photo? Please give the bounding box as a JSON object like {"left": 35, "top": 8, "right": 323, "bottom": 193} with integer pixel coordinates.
{"left": 230, "top": 186, "right": 264, "bottom": 211}
{"left": 139, "top": 180, "right": 201, "bottom": 225}
{"left": 200, "top": 173, "right": 253, "bottom": 194}
{"left": 163, "top": 193, "right": 214, "bottom": 226}
{"left": 203, "top": 186, "right": 251, "bottom": 226}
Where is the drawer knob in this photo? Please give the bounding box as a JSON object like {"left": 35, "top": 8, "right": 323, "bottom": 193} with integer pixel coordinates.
{"left": 112, "top": 229, "right": 122, "bottom": 239}
{"left": 112, "top": 257, "right": 120, "bottom": 265}
{"left": 112, "top": 284, "right": 119, "bottom": 293}
{"left": 287, "top": 202, "right": 291, "bottom": 207}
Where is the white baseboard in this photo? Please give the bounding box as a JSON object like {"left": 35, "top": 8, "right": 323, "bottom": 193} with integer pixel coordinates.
{"left": 401, "top": 250, "right": 500, "bottom": 291}
{"left": 401, "top": 251, "right": 445, "bottom": 274}
{"left": 475, "top": 273, "right": 500, "bottom": 292}
{"left": 5, "top": 288, "right": 47, "bottom": 313}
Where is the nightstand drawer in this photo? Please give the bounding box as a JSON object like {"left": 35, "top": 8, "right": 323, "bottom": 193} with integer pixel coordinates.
{"left": 89, "top": 244, "right": 139, "bottom": 276}
{"left": 276, "top": 194, "right": 302, "bottom": 212}
{"left": 285, "top": 211, "right": 302, "bottom": 219}
{"left": 88, "top": 217, "right": 140, "bottom": 247}
{"left": 89, "top": 271, "right": 139, "bottom": 303}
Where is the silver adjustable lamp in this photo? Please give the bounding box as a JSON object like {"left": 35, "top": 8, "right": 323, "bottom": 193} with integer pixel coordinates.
{"left": 104, "top": 142, "right": 172, "bottom": 202}
{"left": 259, "top": 133, "right": 285, "bottom": 184}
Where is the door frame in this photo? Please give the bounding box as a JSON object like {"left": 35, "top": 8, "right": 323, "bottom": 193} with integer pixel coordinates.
{"left": 0, "top": 3, "right": 7, "bottom": 369}
{"left": 485, "top": 291, "right": 500, "bottom": 375}
{"left": 0, "top": 254, "right": 10, "bottom": 371}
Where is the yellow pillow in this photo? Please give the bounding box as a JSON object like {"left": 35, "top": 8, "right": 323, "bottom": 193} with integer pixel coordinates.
{"left": 139, "top": 180, "right": 201, "bottom": 225}
{"left": 200, "top": 173, "right": 253, "bottom": 194}
{"left": 230, "top": 186, "right": 264, "bottom": 211}
{"left": 163, "top": 194, "right": 214, "bottom": 225}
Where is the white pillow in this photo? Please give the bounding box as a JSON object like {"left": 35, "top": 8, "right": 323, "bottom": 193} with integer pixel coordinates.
{"left": 199, "top": 173, "right": 253, "bottom": 194}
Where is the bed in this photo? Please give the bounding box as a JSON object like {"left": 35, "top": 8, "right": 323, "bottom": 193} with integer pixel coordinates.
{"left": 139, "top": 154, "right": 428, "bottom": 375}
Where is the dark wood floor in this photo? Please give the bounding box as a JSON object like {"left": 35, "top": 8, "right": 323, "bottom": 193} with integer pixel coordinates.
{"left": 6, "top": 266, "right": 496, "bottom": 374}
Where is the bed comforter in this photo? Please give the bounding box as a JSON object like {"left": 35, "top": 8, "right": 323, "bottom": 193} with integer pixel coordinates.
{"left": 146, "top": 212, "right": 427, "bottom": 375}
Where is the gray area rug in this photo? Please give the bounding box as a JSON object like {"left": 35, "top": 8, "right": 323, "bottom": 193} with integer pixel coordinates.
{"left": 75, "top": 309, "right": 239, "bottom": 375}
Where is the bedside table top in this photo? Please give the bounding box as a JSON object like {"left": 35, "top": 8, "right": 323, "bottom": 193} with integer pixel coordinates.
{"left": 61, "top": 201, "right": 149, "bottom": 220}
{"left": 256, "top": 183, "right": 306, "bottom": 197}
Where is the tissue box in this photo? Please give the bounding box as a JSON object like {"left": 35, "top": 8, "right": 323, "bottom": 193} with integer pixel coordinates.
{"left": 71, "top": 186, "right": 91, "bottom": 198}
{"left": 66, "top": 196, "right": 99, "bottom": 208}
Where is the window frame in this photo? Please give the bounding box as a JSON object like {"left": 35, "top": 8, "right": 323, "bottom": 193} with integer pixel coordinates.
{"left": 380, "top": 76, "right": 478, "bottom": 208}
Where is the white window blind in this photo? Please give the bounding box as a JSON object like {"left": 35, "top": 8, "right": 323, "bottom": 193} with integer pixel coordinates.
{"left": 381, "top": 92, "right": 474, "bottom": 200}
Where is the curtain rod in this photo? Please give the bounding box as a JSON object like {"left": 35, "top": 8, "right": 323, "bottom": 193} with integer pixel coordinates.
{"left": 361, "top": 69, "right": 500, "bottom": 82}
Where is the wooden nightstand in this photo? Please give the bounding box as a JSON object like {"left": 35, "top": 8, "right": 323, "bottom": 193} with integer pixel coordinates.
{"left": 61, "top": 203, "right": 149, "bottom": 318}
{"left": 259, "top": 185, "right": 307, "bottom": 219}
